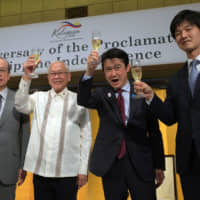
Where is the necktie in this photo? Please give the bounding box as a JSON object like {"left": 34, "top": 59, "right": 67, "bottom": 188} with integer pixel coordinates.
{"left": 189, "top": 59, "right": 199, "bottom": 95}
{"left": 117, "top": 89, "right": 126, "bottom": 159}
{"left": 0, "top": 94, "right": 2, "bottom": 112}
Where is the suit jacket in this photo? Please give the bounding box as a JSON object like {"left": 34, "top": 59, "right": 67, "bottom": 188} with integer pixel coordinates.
{"left": 0, "top": 89, "right": 30, "bottom": 184}
{"left": 78, "top": 77, "right": 165, "bottom": 181}
{"left": 150, "top": 63, "right": 200, "bottom": 174}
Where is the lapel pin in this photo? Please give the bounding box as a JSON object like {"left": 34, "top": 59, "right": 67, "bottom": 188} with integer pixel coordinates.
{"left": 107, "top": 92, "right": 112, "bottom": 98}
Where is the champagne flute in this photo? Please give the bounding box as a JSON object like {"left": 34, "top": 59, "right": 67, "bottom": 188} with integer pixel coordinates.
{"left": 130, "top": 59, "right": 143, "bottom": 98}
{"left": 92, "top": 31, "right": 101, "bottom": 51}
{"left": 29, "top": 48, "right": 40, "bottom": 78}
{"left": 91, "top": 31, "right": 101, "bottom": 64}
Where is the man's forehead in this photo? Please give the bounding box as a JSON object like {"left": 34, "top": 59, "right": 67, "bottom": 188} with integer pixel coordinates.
{"left": 176, "top": 20, "right": 193, "bottom": 29}
{"left": 104, "top": 58, "right": 123, "bottom": 65}
{"left": 49, "top": 63, "right": 67, "bottom": 71}
{"left": 0, "top": 59, "right": 8, "bottom": 68}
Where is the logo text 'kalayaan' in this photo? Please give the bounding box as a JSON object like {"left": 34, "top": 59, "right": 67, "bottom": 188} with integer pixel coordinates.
{"left": 51, "top": 21, "right": 82, "bottom": 40}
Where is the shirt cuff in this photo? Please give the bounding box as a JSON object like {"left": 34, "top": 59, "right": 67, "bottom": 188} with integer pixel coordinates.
{"left": 19, "top": 78, "right": 31, "bottom": 94}
{"left": 145, "top": 97, "right": 153, "bottom": 105}
{"left": 78, "top": 164, "right": 88, "bottom": 175}
{"left": 82, "top": 74, "right": 92, "bottom": 81}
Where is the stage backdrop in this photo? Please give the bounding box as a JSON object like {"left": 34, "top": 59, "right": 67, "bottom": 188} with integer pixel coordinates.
{"left": 0, "top": 3, "right": 200, "bottom": 76}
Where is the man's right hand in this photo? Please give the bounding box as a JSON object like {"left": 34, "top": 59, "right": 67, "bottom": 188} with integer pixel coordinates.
{"left": 134, "top": 81, "right": 154, "bottom": 101}
{"left": 23, "top": 56, "right": 37, "bottom": 81}
{"left": 85, "top": 50, "right": 100, "bottom": 76}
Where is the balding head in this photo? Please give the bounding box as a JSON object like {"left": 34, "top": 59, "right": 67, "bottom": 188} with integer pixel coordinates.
{"left": 48, "top": 61, "right": 71, "bottom": 93}
{"left": 48, "top": 61, "right": 69, "bottom": 74}
{"left": 0, "top": 57, "right": 11, "bottom": 91}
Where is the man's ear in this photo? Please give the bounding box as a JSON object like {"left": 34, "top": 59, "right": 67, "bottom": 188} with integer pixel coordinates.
{"left": 67, "top": 72, "right": 71, "bottom": 82}
{"left": 126, "top": 64, "right": 130, "bottom": 72}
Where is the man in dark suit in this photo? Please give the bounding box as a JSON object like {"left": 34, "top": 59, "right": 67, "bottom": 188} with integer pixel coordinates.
{"left": 0, "top": 57, "right": 30, "bottom": 200}
{"left": 134, "top": 10, "right": 200, "bottom": 200}
{"left": 77, "top": 48, "right": 165, "bottom": 200}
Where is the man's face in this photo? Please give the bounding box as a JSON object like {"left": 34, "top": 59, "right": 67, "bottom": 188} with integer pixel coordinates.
{"left": 0, "top": 59, "right": 10, "bottom": 91}
{"left": 103, "top": 58, "right": 130, "bottom": 90}
{"left": 48, "top": 62, "right": 71, "bottom": 93}
{"left": 175, "top": 20, "right": 200, "bottom": 58}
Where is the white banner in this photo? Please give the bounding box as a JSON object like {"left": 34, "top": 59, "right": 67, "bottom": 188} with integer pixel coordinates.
{"left": 0, "top": 3, "right": 199, "bottom": 76}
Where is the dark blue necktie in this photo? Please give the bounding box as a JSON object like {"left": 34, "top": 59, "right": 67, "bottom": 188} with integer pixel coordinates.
{"left": 189, "top": 59, "right": 199, "bottom": 95}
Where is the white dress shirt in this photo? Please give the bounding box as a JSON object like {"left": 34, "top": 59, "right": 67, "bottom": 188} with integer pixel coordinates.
{"left": 15, "top": 78, "right": 92, "bottom": 178}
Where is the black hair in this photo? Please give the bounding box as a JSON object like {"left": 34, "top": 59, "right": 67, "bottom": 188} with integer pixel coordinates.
{"left": 101, "top": 48, "right": 129, "bottom": 71}
{"left": 170, "top": 9, "right": 200, "bottom": 39}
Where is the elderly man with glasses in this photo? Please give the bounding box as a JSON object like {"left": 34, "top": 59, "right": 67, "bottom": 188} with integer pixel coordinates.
{"left": 15, "top": 56, "right": 92, "bottom": 200}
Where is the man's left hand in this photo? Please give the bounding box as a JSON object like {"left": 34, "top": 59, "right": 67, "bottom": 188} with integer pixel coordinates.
{"left": 77, "top": 174, "right": 88, "bottom": 189}
{"left": 18, "top": 169, "right": 27, "bottom": 186}
{"left": 155, "top": 169, "right": 165, "bottom": 188}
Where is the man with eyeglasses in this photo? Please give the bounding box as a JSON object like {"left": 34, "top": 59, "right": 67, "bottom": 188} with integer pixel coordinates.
{"left": 77, "top": 48, "right": 165, "bottom": 200}
{"left": 15, "top": 56, "right": 92, "bottom": 200}
{"left": 0, "top": 57, "right": 30, "bottom": 200}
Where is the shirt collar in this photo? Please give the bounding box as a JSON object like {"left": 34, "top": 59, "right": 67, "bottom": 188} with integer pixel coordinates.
{"left": 187, "top": 55, "right": 200, "bottom": 71}
{"left": 121, "top": 81, "right": 130, "bottom": 93}
{"left": 50, "top": 87, "right": 68, "bottom": 98}
{"left": 0, "top": 87, "right": 8, "bottom": 100}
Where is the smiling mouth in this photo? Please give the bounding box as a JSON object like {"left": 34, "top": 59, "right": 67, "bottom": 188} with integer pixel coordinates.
{"left": 182, "top": 40, "right": 191, "bottom": 44}
{"left": 53, "top": 81, "right": 62, "bottom": 84}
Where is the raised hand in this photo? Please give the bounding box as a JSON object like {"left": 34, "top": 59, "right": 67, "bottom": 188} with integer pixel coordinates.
{"left": 23, "top": 56, "right": 39, "bottom": 80}
{"left": 85, "top": 50, "right": 100, "bottom": 76}
{"left": 133, "top": 81, "right": 154, "bottom": 101}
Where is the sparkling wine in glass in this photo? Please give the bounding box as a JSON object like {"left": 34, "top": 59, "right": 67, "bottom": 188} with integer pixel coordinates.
{"left": 90, "top": 32, "right": 101, "bottom": 65}
{"left": 29, "top": 49, "right": 41, "bottom": 78}
{"left": 92, "top": 31, "right": 101, "bottom": 51}
{"left": 130, "top": 59, "right": 143, "bottom": 98}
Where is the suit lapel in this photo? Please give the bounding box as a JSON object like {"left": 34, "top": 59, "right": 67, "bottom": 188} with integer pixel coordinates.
{"left": 104, "top": 87, "right": 124, "bottom": 125}
{"left": 128, "top": 83, "right": 143, "bottom": 121}
{"left": 193, "top": 74, "right": 200, "bottom": 98}
{"left": 179, "top": 64, "right": 192, "bottom": 100}
{"left": 129, "top": 84, "right": 135, "bottom": 120}
{"left": 179, "top": 63, "right": 200, "bottom": 99}
{"left": 0, "top": 89, "right": 13, "bottom": 128}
